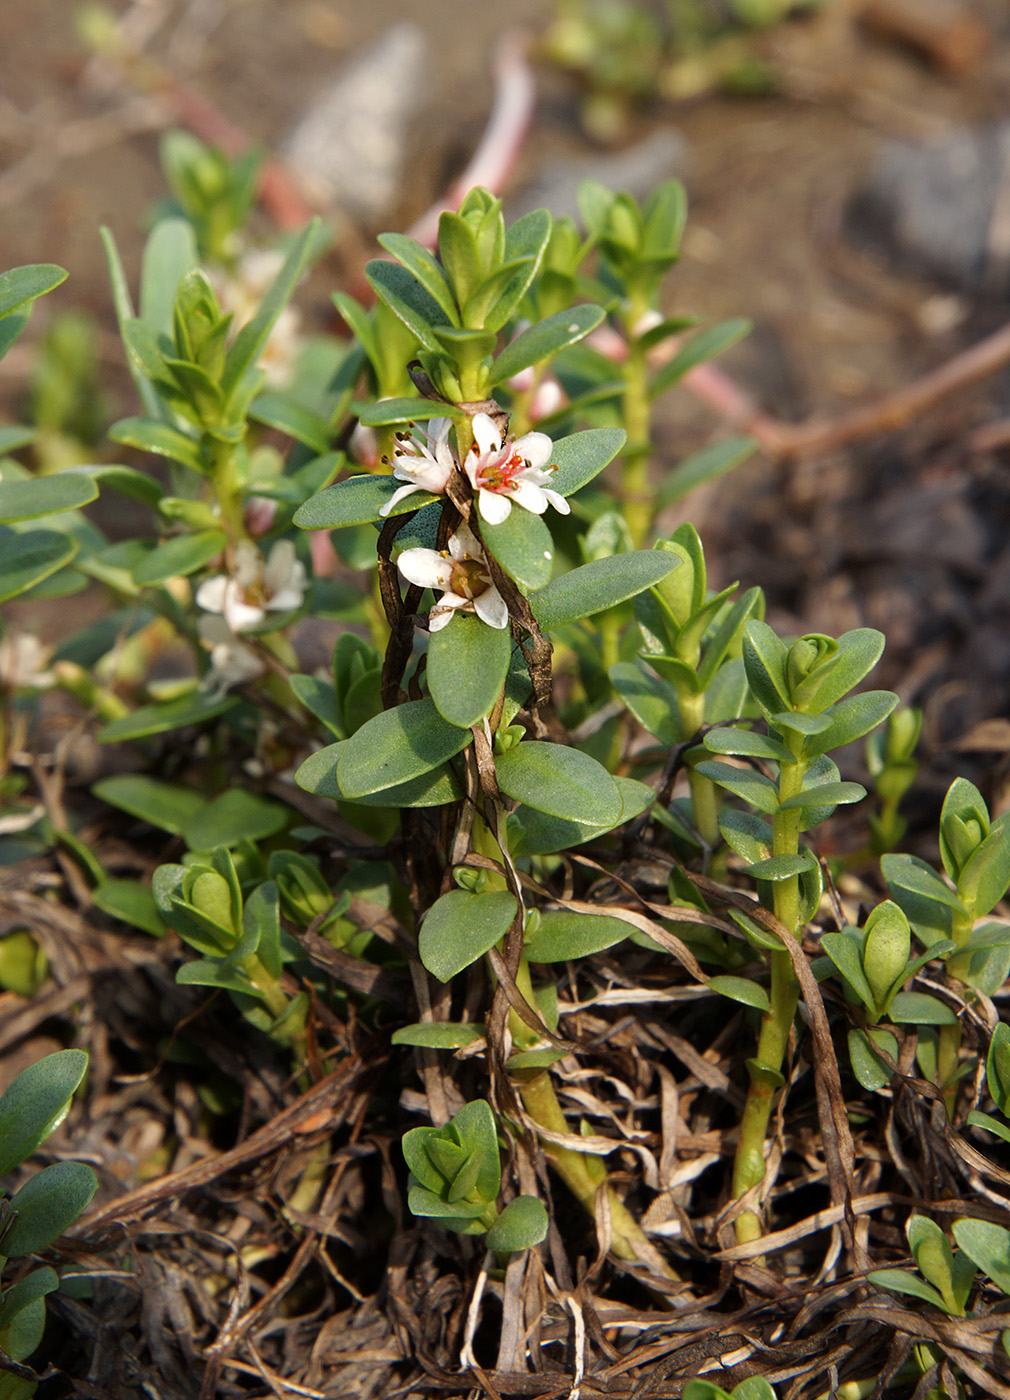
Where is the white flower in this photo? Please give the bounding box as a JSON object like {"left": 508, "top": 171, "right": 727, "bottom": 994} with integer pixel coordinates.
{"left": 378, "top": 417, "right": 456, "bottom": 517}
{"left": 396, "top": 523, "right": 508, "bottom": 632}
{"left": 464, "top": 413, "right": 569, "bottom": 525}
{"left": 0, "top": 633, "right": 52, "bottom": 690}
{"left": 196, "top": 540, "right": 306, "bottom": 633}
{"left": 197, "top": 615, "right": 265, "bottom": 698}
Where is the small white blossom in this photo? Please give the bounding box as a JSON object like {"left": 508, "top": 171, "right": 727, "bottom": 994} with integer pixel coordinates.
{"left": 396, "top": 522, "right": 508, "bottom": 632}
{"left": 464, "top": 412, "right": 569, "bottom": 525}
{"left": 197, "top": 615, "right": 265, "bottom": 698}
{"left": 378, "top": 417, "right": 456, "bottom": 517}
{"left": 196, "top": 540, "right": 306, "bottom": 633}
{"left": 0, "top": 633, "right": 53, "bottom": 690}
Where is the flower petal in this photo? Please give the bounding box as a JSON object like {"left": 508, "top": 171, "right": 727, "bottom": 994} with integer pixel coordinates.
{"left": 396, "top": 547, "right": 454, "bottom": 590}
{"left": 264, "top": 539, "right": 297, "bottom": 592}
{"left": 225, "top": 591, "right": 267, "bottom": 633}
{"left": 471, "top": 413, "right": 502, "bottom": 457}
{"left": 542, "top": 488, "right": 571, "bottom": 515}
{"left": 378, "top": 482, "right": 424, "bottom": 517}
{"left": 513, "top": 431, "right": 554, "bottom": 468}
{"left": 451, "top": 523, "right": 483, "bottom": 560}
{"left": 478, "top": 488, "right": 512, "bottom": 525}
{"left": 195, "top": 575, "right": 229, "bottom": 614}
{"left": 473, "top": 585, "right": 509, "bottom": 629}
{"left": 509, "top": 480, "right": 548, "bottom": 515}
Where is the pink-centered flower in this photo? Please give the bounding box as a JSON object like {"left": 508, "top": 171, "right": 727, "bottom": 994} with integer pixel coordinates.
{"left": 396, "top": 523, "right": 508, "bottom": 632}
{"left": 464, "top": 412, "right": 568, "bottom": 526}
{"left": 378, "top": 417, "right": 456, "bottom": 517}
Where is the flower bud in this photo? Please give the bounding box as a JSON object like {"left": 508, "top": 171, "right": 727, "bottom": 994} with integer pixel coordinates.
{"left": 453, "top": 865, "right": 488, "bottom": 894}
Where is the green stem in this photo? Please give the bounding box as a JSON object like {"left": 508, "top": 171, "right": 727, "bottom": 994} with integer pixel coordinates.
{"left": 210, "top": 438, "right": 247, "bottom": 544}
{"left": 620, "top": 332, "right": 652, "bottom": 550}
{"left": 731, "top": 756, "right": 805, "bottom": 1245}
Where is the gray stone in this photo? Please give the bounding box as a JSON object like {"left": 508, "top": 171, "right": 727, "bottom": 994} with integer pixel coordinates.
{"left": 851, "top": 121, "right": 1010, "bottom": 297}
{"left": 282, "top": 23, "right": 428, "bottom": 222}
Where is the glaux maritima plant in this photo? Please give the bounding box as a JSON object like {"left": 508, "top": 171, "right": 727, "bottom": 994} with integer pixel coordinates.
{"left": 2, "top": 138, "right": 1010, "bottom": 1395}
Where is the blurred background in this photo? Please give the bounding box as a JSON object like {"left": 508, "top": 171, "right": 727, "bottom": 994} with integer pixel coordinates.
{"left": 3, "top": 0, "right": 1010, "bottom": 795}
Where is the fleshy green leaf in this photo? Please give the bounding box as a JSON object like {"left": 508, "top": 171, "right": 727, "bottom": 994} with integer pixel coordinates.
{"left": 0, "top": 527, "right": 78, "bottom": 603}
{"left": 506, "top": 775, "right": 653, "bottom": 857}
{"left": 92, "top": 775, "right": 204, "bottom": 835}
{"left": 356, "top": 397, "right": 464, "bottom": 428}
{"left": 92, "top": 879, "right": 167, "bottom": 938}
{"left": 529, "top": 551, "right": 679, "bottom": 631}
{"left": 0, "top": 1266, "right": 59, "bottom": 1336}
{"left": 428, "top": 612, "right": 512, "bottom": 728}
{"left": 391, "top": 1023, "right": 485, "bottom": 1049}
{"left": 366, "top": 259, "right": 453, "bottom": 351}
{"left": 488, "top": 306, "right": 605, "bottom": 385}
{"left": 139, "top": 216, "right": 199, "bottom": 335}
{"left": 952, "top": 1218, "right": 1010, "bottom": 1295}
{"left": 0, "top": 264, "right": 67, "bottom": 322}
{"left": 778, "top": 781, "right": 866, "bottom": 812}
{"left": 0, "top": 474, "right": 98, "bottom": 522}
{"left": 97, "top": 689, "right": 238, "bottom": 742}
{"left": 802, "top": 690, "right": 899, "bottom": 759}
{"left": 650, "top": 317, "right": 751, "bottom": 397}
{"left": 523, "top": 910, "right": 631, "bottom": 962}
{"left": 132, "top": 529, "right": 227, "bottom": 584}
{"left": 548, "top": 428, "right": 627, "bottom": 498}
{"left": 495, "top": 741, "right": 622, "bottom": 827}
{"left": 418, "top": 889, "right": 518, "bottom": 981}
{"left": 336, "top": 698, "right": 470, "bottom": 800}
{"left": 480, "top": 505, "right": 555, "bottom": 591}
{"left": 295, "top": 741, "right": 461, "bottom": 808}
{"left": 289, "top": 674, "right": 343, "bottom": 737}
{"left": 186, "top": 791, "right": 290, "bottom": 850}
{"left": 881, "top": 854, "right": 967, "bottom": 916}
{"left": 820, "top": 931, "right": 878, "bottom": 1013}
{"left": 485, "top": 1195, "right": 549, "bottom": 1252}
{"left": 866, "top": 1269, "right": 951, "bottom": 1312}
{"left": 695, "top": 760, "right": 780, "bottom": 814}
{"left": 704, "top": 727, "right": 792, "bottom": 764}
{"left": 609, "top": 661, "right": 682, "bottom": 746}
{"left": 0, "top": 1050, "right": 88, "bottom": 1177}
{"left": 377, "top": 233, "right": 459, "bottom": 324}
{"left": 78, "top": 464, "right": 165, "bottom": 506}
{"left": 967, "top": 1110, "right": 1010, "bottom": 1146}
{"left": 706, "top": 975, "right": 770, "bottom": 1012}
{"left": 887, "top": 992, "right": 956, "bottom": 1025}
{"left": 848, "top": 1026, "right": 897, "bottom": 1093}
{"left": 809, "top": 628, "right": 886, "bottom": 711}
{"left": 293, "top": 473, "right": 438, "bottom": 530}
{"left": 656, "top": 435, "right": 755, "bottom": 507}
{"left": 109, "top": 417, "right": 205, "bottom": 473}
{"left": 249, "top": 391, "right": 332, "bottom": 453}
{"left": 742, "top": 620, "right": 791, "bottom": 718}
{"left": 2, "top": 1161, "right": 98, "bottom": 1257}
{"left": 744, "top": 852, "right": 818, "bottom": 882}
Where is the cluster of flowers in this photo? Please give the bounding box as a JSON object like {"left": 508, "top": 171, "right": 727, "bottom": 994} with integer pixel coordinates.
{"left": 192, "top": 414, "right": 565, "bottom": 693}
{"left": 380, "top": 413, "right": 566, "bottom": 631}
